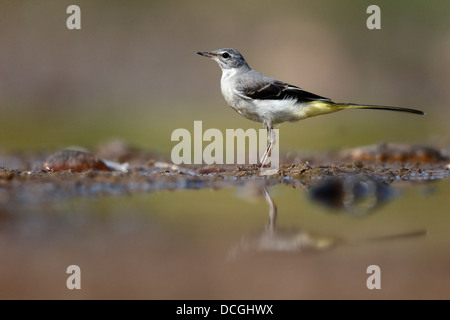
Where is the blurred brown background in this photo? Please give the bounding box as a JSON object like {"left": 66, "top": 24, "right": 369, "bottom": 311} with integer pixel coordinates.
{"left": 0, "top": 0, "right": 449, "bottom": 154}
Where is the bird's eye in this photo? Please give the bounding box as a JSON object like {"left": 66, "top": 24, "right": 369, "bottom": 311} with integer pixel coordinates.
{"left": 222, "top": 52, "right": 230, "bottom": 59}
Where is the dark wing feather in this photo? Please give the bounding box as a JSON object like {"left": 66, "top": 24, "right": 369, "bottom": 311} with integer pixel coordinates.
{"left": 243, "top": 80, "right": 330, "bottom": 102}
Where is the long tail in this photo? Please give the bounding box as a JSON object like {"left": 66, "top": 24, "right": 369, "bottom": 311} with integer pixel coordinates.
{"left": 334, "top": 103, "right": 425, "bottom": 115}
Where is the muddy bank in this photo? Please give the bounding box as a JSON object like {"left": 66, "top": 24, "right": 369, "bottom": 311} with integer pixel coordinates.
{"left": 0, "top": 142, "right": 448, "bottom": 205}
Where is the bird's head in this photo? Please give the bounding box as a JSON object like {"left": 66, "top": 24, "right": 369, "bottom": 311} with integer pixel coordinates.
{"left": 197, "top": 48, "right": 249, "bottom": 70}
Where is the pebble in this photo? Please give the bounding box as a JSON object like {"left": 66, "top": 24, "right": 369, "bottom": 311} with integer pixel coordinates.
{"left": 43, "top": 150, "right": 110, "bottom": 172}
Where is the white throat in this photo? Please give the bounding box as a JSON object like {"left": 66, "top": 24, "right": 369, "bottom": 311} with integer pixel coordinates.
{"left": 220, "top": 67, "right": 239, "bottom": 81}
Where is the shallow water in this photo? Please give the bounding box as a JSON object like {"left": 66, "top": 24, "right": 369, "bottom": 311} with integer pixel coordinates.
{"left": 1, "top": 171, "right": 449, "bottom": 299}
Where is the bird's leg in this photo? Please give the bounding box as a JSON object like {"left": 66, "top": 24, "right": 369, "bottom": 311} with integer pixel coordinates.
{"left": 259, "top": 128, "right": 270, "bottom": 167}
{"left": 259, "top": 122, "right": 275, "bottom": 168}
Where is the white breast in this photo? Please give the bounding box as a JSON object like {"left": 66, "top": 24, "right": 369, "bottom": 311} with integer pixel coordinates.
{"left": 220, "top": 68, "right": 239, "bottom": 106}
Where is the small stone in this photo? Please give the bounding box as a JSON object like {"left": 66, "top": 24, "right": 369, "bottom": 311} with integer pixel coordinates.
{"left": 196, "top": 165, "right": 219, "bottom": 175}
{"left": 43, "top": 150, "right": 110, "bottom": 172}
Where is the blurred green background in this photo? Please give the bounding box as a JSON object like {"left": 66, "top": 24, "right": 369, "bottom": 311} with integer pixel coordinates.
{"left": 0, "top": 0, "right": 449, "bottom": 155}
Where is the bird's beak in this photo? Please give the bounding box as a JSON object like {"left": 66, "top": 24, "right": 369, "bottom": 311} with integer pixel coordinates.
{"left": 197, "top": 51, "right": 217, "bottom": 59}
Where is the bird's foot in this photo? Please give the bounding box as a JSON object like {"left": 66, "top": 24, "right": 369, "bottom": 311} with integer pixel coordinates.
{"left": 259, "top": 168, "right": 279, "bottom": 176}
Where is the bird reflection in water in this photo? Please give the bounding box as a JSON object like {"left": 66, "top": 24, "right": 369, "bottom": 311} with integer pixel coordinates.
{"left": 229, "top": 176, "right": 425, "bottom": 257}
{"left": 229, "top": 183, "right": 339, "bottom": 257}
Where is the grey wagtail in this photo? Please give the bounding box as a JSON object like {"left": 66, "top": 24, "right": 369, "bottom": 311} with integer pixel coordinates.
{"left": 197, "top": 48, "right": 425, "bottom": 168}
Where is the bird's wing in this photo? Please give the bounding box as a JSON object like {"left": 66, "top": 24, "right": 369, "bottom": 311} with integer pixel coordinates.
{"left": 235, "top": 72, "right": 331, "bottom": 102}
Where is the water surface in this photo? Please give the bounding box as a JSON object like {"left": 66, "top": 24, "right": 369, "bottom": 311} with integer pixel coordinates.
{"left": 1, "top": 172, "right": 448, "bottom": 299}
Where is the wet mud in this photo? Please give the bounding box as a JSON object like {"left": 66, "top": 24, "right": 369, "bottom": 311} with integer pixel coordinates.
{"left": 0, "top": 142, "right": 449, "bottom": 205}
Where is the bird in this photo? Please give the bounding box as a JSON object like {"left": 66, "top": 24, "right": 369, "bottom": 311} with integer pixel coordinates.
{"left": 197, "top": 48, "right": 425, "bottom": 169}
